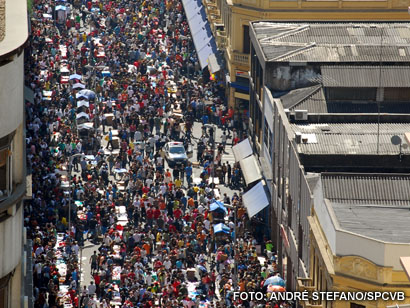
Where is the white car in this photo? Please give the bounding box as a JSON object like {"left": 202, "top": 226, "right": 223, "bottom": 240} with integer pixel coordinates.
{"left": 164, "top": 142, "right": 188, "bottom": 168}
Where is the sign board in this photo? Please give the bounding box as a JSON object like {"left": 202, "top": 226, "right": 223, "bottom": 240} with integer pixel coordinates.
{"left": 236, "top": 70, "right": 249, "bottom": 78}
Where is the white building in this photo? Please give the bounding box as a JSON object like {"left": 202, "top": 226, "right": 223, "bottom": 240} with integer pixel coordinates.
{"left": 0, "top": 0, "right": 29, "bottom": 306}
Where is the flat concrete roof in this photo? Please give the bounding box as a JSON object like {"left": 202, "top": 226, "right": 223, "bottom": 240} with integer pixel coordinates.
{"left": 321, "top": 173, "right": 410, "bottom": 243}
{"left": 0, "top": 0, "right": 28, "bottom": 57}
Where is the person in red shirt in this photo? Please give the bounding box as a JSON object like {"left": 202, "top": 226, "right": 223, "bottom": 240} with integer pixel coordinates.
{"left": 153, "top": 207, "right": 161, "bottom": 220}
{"left": 146, "top": 207, "right": 153, "bottom": 226}
{"left": 173, "top": 207, "right": 182, "bottom": 219}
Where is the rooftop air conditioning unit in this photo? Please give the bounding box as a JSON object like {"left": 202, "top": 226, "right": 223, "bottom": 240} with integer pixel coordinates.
{"left": 294, "top": 110, "right": 308, "bottom": 121}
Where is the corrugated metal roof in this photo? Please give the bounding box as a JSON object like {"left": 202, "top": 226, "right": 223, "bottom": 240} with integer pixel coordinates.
{"left": 322, "top": 173, "right": 410, "bottom": 206}
{"left": 291, "top": 123, "right": 410, "bottom": 155}
{"left": 252, "top": 22, "right": 410, "bottom": 62}
{"left": 321, "top": 66, "right": 410, "bottom": 87}
{"left": 280, "top": 85, "right": 321, "bottom": 108}
{"left": 291, "top": 87, "right": 328, "bottom": 113}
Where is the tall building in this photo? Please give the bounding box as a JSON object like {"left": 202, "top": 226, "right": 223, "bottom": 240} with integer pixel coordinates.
{"left": 204, "top": 0, "right": 410, "bottom": 120}
{"left": 248, "top": 21, "right": 410, "bottom": 301}
{"left": 0, "top": 0, "right": 29, "bottom": 306}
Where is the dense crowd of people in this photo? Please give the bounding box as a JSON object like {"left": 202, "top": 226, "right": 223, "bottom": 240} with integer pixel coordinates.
{"left": 24, "top": 0, "right": 289, "bottom": 307}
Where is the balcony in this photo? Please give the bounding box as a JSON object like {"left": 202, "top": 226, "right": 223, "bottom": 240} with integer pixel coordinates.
{"left": 232, "top": 51, "right": 250, "bottom": 67}
{"left": 216, "top": 30, "right": 227, "bottom": 48}
{"left": 297, "top": 278, "right": 323, "bottom": 308}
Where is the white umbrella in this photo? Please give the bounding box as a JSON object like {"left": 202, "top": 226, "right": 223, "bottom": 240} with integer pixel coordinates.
{"left": 76, "top": 112, "right": 90, "bottom": 119}
{"left": 73, "top": 83, "right": 85, "bottom": 89}
{"left": 77, "top": 122, "right": 94, "bottom": 130}
{"left": 76, "top": 100, "right": 89, "bottom": 108}
{"left": 43, "top": 13, "right": 52, "bottom": 19}
{"left": 76, "top": 89, "right": 96, "bottom": 100}
{"left": 69, "top": 74, "right": 82, "bottom": 80}
{"left": 55, "top": 5, "right": 66, "bottom": 10}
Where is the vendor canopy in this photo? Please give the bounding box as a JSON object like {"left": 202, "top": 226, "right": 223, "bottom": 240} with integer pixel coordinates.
{"left": 76, "top": 89, "right": 95, "bottom": 100}
{"left": 242, "top": 181, "right": 269, "bottom": 218}
{"left": 232, "top": 138, "right": 253, "bottom": 162}
{"left": 213, "top": 223, "right": 230, "bottom": 234}
{"left": 239, "top": 155, "right": 262, "bottom": 186}
{"left": 210, "top": 200, "right": 227, "bottom": 214}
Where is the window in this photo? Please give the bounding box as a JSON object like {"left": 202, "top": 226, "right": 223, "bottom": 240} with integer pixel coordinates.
{"left": 0, "top": 134, "right": 13, "bottom": 202}
{"left": 0, "top": 275, "right": 9, "bottom": 308}
{"left": 287, "top": 195, "right": 292, "bottom": 226}
{"left": 243, "top": 25, "right": 250, "bottom": 54}
{"left": 298, "top": 224, "right": 303, "bottom": 259}
{"left": 264, "top": 119, "right": 269, "bottom": 150}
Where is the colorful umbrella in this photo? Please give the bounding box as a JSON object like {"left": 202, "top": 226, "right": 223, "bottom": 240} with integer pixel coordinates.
{"left": 267, "top": 285, "right": 286, "bottom": 292}
{"left": 264, "top": 275, "right": 285, "bottom": 287}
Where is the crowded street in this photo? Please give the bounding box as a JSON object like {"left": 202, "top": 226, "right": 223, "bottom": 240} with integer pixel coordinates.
{"left": 24, "top": 0, "right": 287, "bottom": 307}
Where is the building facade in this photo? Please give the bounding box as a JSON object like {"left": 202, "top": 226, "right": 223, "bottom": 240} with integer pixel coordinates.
{"left": 0, "top": 0, "right": 29, "bottom": 307}
{"left": 203, "top": 0, "right": 410, "bottom": 119}
{"left": 248, "top": 21, "right": 410, "bottom": 299}
{"left": 305, "top": 173, "right": 410, "bottom": 308}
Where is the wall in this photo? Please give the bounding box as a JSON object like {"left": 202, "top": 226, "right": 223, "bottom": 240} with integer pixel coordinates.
{"left": 336, "top": 231, "right": 410, "bottom": 270}
{"left": 0, "top": 52, "right": 24, "bottom": 137}
{"left": 312, "top": 178, "right": 410, "bottom": 270}
{"left": 265, "top": 64, "right": 321, "bottom": 92}
{"left": 262, "top": 87, "right": 313, "bottom": 287}
{"left": 312, "top": 181, "right": 338, "bottom": 255}
{"left": 0, "top": 204, "right": 23, "bottom": 278}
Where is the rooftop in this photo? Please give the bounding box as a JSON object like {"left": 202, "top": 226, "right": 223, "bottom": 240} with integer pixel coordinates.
{"left": 278, "top": 85, "right": 410, "bottom": 113}
{"left": 251, "top": 21, "right": 410, "bottom": 63}
{"left": 321, "top": 173, "right": 410, "bottom": 243}
{"left": 291, "top": 123, "right": 410, "bottom": 155}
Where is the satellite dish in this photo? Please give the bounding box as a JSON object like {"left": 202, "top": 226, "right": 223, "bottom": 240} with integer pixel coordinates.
{"left": 391, "top": 135, "right": 402, "bottom": 145}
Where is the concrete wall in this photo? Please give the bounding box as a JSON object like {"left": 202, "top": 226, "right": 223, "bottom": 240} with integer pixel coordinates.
{"left": 313, "top": 181, "right": 338, "bottom": 255}
{"left": 0, "top": 204, "right": 23, "bottom": 278}
{"left": 262, "top": 87, "right": 312, "bottom": 287}
{"left": 336, "top": 230, "right": 410, "bottom": 270}
{"left": 266, "top": 64, "right": 321, "bottom": 92}
{"left": 0, "top": 52, "right": 24, "bottom": 137}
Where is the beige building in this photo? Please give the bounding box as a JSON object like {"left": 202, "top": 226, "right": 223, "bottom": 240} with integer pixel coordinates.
{"left": 204, "top": 0, "right": 410, "bottom": 115}
{"left": 0, "top": 0, "right": 29, "bottom": 307}
{"left": 248, "top": 21, "right": 410, "bottom": 302}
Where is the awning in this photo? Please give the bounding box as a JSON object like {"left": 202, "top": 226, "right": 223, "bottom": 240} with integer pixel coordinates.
{"left": 207, "top": 53, "right": 221, "bottom": 74}
{"left": 232, "top": 138, "right": 253, "bottom": 162}
{"left": 182, "top": 0, "right": 221, "bottom": 70}
{"left": 230, "top": 81, "right": 249, "bottom": 92}
{"left": 239, "top": 155, "right": 262, "bottom": 185}
{"left": 242, "top": 181, "right": 269, "bottom": 218}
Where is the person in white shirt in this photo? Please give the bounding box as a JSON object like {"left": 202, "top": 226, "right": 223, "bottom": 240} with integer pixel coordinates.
{"left": 87, "top": 281, "right": 96, "bottom": 295}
